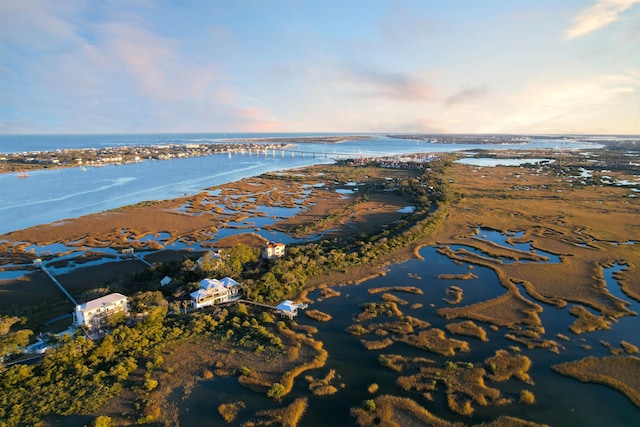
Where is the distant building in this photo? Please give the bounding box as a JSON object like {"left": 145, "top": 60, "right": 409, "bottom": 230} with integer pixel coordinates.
{"left": 74, "top": 293, "right": 129, "bottom": 329}
{"left": 262, "top": 242, "right": 286, "bottom": 260}
{"left": 121, "top": 247, "right": 135, "bottom": 258}
{"left": 190, "top": 277, "right": 241, "bottom": 309}
{"left": 160, "top": 276, "right": 172, "bottom": 287}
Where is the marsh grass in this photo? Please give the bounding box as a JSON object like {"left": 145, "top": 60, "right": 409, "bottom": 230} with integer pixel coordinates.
{"left": 568, "top": 305, "right": 612, "bottom": 334}
{"left": 519, "top": 390, "right": 535, "bottom": 405}
{"left": 438, "top": 273, "right": 478, "bottom": 280}
{"left": 356, "top": 301, "right": 403, "bottom": 322}
{"left": 444, "top": 286, "right": 464, "bottom": 305}
{"left": 552, "top": 356, "right": 640, "bottom": 408}
{"left": 395, "top": 328, "right": 470, "bottom": 356}
{"left": 437, "top": 290, "right": 542, "bottom": 328}
{"left": 368, "top": 286, "right": 423, "bottom": 295}
{"left": 378, "top": 354, "right": 435, "bottom": 373}
{"left": 620, "top": 341, "right": 640, "bottom": 355}
{"left": 381, "top": 292, "right": 409, "bottom": 305}
{"left": 445, "top": 321, "right": 488, "bottom": 342}
{"left": 217, "top": 401, "right": 245, "bottom": 423}
{"left": 318, "top": 286, "right": 341, "bottom": 301}
{"left": 361, "top": 337, "right": 394, "bottom": 350}
{"left": 305, "top": 309, "right": 332, "bottom": 322}
{"left": 254, "top": 397, "right": 308, "bottom": 427}
{"left": 305, "top": 369, "right": 339, "bottom": 396}
{"left": 484, "top": 350, "right": 533, "bottom": 384}
{"left": 350, "top": 395, "right": 466, "bottom": 427}
{"left": 396, "top": 361, "right": 503, "bottom": 416}
{"left": 277, "top": 328, "right": 328, "bottom": 397}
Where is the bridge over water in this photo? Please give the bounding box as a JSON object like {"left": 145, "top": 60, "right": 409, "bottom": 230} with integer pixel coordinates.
{"left": 226, "top": 147, "right": 367, "bottom": 160}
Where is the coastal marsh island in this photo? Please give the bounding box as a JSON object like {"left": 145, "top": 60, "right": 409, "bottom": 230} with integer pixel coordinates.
{"left": 1, "top": 145, "right": 639, "bottom": 426}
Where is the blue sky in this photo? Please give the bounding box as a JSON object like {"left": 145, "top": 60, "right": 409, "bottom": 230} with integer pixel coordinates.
{"left": 1, "top": 0, "right": 638, "bottom": 134}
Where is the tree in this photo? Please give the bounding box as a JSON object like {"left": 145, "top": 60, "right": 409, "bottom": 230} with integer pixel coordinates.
{"left": 198, "top": 251, "right": 223, "bottom": 273}
{"left": 219, "top": 244, "right": 260, "bottom": 277}
{"left": 0, "top": 329, "right": 33, "bottom": 358}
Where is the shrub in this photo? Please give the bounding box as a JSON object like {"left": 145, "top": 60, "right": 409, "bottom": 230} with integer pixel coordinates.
{"left": 362, "top": 399, "right": 376, "bottom": 412}
{"left": 143, "top": 378, "right": 158, "bottom": 391}
{"left": 267, "top": 382, "right": 286, "bottom": 399}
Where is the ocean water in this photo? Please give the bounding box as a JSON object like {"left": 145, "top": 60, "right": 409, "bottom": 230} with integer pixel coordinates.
{"left": 0, "top": 134, "right": 603, "bottom": 235}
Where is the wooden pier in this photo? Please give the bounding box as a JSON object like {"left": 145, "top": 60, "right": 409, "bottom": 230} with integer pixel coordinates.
{"left": 39, "top": 265, "right": 78, "bottom": 306}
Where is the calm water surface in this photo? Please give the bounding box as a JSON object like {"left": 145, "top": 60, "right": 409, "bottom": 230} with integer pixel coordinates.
{"left": 0, "top": 134, "right": 603, "bottom": 235}
{"left": 179, "top": 239, "right": 639, "bottom": 427}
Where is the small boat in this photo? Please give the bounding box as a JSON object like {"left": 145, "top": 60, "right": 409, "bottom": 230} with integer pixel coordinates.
{"left": 18, "top": 172, "right": 29, "bottom": 178}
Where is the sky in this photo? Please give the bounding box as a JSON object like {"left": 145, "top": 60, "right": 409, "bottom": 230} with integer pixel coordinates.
{"left": 0, "top": 0, "right": 638, "bottom": 135}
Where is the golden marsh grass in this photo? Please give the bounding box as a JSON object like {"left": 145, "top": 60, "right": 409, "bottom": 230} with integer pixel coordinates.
{"left": 395, "top": 328, "right": 470, "bottom": 357}
{"left": 484, "top": 349, "right": 533, "bottom": 384}
{"left": 445, "top": 321, "right": 489, "bottom": 342}
{"left": 552, "top": 356, "right": 640, "bottom": 408}
{"left": 305, "top": 309, "right": 332, "bottom": 322}
{"left": 568, "top": 305, "right": 612, "bottom": 334}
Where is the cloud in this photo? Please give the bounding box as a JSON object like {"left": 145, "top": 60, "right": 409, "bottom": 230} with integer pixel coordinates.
{"left": 486, "top": 73, "right": 640, "bottom": 134}
{"left": 337, "top": 63, "right": 432, "bottom": 102}
{"left": 445, "top": 86, "right": 488, "bottom": 107}
{"left": 565, "top": 0, "right": 640, "bottom": 40}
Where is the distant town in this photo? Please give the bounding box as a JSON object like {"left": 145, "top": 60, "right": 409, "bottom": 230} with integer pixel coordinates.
{"left": 0, "top": 142, "right": 295, "bottom": 173}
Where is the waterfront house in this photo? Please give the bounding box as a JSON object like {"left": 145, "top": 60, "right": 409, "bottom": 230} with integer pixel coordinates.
{"left": 74, "top": 293, "right": 129, "bottom": 329}
{"left": 262, "top": 241, "right": 286, "bottom": 260}
{"left": 190, "top": 277, "right": 241, "bottom": 309}
{"left": 275, "top": 300, "right": 308, "bottom": 319}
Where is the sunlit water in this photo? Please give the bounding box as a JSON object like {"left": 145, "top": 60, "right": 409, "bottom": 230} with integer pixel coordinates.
{"left": 0, "top": 134, "right": 602, "bottom": 235}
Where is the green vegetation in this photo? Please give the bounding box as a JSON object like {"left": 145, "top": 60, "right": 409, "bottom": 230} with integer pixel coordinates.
{"left": 0, "top": 294, "right": 290, "bottom": 426}
{"left": 242, "top": 162, "right": 452, "bottom": 304}
{"left": 0, "top": 160, "right": 455, "bottom": 425}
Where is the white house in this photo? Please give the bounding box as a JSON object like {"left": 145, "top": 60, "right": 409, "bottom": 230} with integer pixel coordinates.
{"left": 262, "top": 242, "right": 286, "bottom": 260}
{"left": 74, "top": 293, "right": 129, "bottom": 329}
{"left": 275, "top": 300, "right": 308, "bottom": 319}
{"left": 190, "top": 277, "right": 241, "bottom": 309}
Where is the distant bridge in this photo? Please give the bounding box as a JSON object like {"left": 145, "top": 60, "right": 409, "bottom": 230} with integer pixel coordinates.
{"left": 225, "top": 147, "right": 367, "bottom": 160}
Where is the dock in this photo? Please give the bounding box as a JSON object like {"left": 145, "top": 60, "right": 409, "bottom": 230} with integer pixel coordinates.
{"left": 40, "top": 265, "right": 78, "bottom": 306}
{"left": 237, "top": 299, "right": 307, "bottom": 319}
